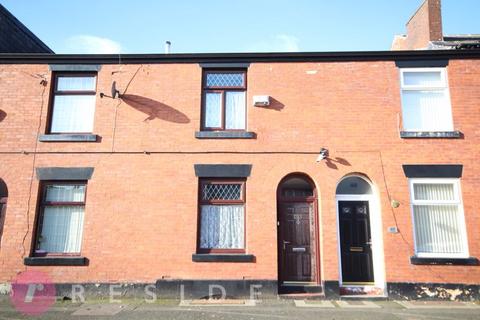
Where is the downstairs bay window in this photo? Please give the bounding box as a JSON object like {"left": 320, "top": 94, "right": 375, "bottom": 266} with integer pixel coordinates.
{"left": 34, "top": 182, "right": 86, "bottom": 256}
{"left": 409, "top": 179, "right": 469, "bottom": 258}
{"left": 198, "top": 179, "right": 245, "bottom": 253}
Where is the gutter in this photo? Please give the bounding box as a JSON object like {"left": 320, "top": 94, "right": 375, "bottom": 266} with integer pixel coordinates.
{"left": 0, "top": 50, "right": 480, "bottom": 64}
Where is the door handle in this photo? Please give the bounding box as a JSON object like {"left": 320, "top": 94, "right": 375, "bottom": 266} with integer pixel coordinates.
{"left": 283, "top": 241, "right": 290, "bottom": 250}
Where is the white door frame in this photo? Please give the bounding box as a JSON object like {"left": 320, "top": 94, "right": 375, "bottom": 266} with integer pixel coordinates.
{"left": 335, "top": 183, "right": 386, "bottom": 290}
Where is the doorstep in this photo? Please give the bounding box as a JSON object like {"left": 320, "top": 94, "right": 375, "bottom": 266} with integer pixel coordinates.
{"left": 279, "top": 293, "right": 325, "bottom": 300}
{"left": 339, "top": 285, "right": 385, "bottom": 298}
{"left": 279, "top": 282, "right": 323, "bottom": 295}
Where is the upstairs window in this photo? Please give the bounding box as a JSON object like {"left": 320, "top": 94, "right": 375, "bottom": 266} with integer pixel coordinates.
{"left": 48, "top": 73, "right": 97, "bottom": 133}
{"left": 409, "top": 179, "right": 469, "bottom": 258}
{"left": 400, "top": 68, "right": 453, "bottom": 132}
{"left": 202, "top": 70, "right": 246, "bottom": 131}
{"left": 198, "top": 179, "right": 245, "bottom": 252}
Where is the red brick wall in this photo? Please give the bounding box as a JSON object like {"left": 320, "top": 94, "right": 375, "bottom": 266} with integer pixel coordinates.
{"left": 0, "top": 60, "right": 478, "bottom": 285}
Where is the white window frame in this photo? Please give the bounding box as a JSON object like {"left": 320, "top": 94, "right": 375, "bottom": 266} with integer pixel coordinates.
{"left": 399, "top": 67, "right": 454, "bottom": 132}
{"left": 408, "top": 178, "right": 469, "bottom": 258}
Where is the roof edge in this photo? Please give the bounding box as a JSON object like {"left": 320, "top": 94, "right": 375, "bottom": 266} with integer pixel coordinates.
{"left": 0, "top": 50, "right": 479, "bottom": 64}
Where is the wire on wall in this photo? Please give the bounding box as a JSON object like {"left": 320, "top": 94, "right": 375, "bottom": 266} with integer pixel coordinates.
{"left": 20, "top": 78, "right": 48, "bottom": 269}
{"left": 111, "top": 65, "right": 143, "bottom": 153}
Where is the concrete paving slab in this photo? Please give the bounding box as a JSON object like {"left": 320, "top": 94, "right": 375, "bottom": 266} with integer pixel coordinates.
{"left": 71, "top": 303, "right": 133, "bottom": 316}
{"left": 179, "top": 299, "right": 256, "bottom": 307}
{"left": 336, "top": 300, "right": 381, "bottom": 308}
{"left": 397, "top": 301, "right": 480, "bottom": 309}
{"left": 294, "top": 300, "right": 336, "bottom": 308}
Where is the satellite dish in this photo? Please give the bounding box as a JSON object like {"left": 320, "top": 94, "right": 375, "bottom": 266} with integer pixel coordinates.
{"left": 99, "top": 81, "right": 122, "bottom": 99}
{"left": 112, "top": 81, "right": 120, "bottom": 99}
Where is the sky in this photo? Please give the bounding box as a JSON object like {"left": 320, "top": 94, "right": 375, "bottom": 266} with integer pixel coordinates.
{"left": 1, "top": 0, "right": 479, "bottom": 54}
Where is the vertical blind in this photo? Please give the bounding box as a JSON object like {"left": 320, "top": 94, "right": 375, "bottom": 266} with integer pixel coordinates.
{"left": 200, "top": 205, "right": 244, "bottom": 249}
{"left": 412, "top": 183, "right": 466, "bottom": 255}
{"left": 39, "top": 185, "right": 85, "bottom": 254}
{"left": 401, "top": 70, "right": 453, "bottom": 132}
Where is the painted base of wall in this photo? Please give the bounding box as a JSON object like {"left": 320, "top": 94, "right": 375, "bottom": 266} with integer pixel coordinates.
{"left": 1, "top": 280, "right": 478, "bottom": 301}
{"left": 53, "top": 280, "right": 278, "bottom": 300}
{"left": 387, "top": 282, "right": 479, "bottom": 301}
{"left": 324, "top": 281, "right": 480, "bottom": 301}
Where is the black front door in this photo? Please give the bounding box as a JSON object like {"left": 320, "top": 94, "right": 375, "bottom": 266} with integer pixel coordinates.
{"left": 338, "top": 201, "right": 374, "bottom": 284}
{"left": 278, "top": 202, "right": 314, "bottom": 282}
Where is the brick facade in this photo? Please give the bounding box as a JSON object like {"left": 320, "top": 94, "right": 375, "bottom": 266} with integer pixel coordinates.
{"left": 0, "top": 57, "right": 479, "bottom": 296}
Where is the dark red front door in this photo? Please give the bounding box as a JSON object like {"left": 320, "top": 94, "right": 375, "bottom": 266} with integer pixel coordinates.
{"left": 278, "top": 202, "right": 314, "bottom": 282}
{"left": 338, "top": 200, "right": 374, "bottom": 284}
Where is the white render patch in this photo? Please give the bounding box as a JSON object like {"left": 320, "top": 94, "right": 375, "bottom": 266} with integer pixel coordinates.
{"left": 336, "top": 300, "right": 381, "bottom": 308}
{"left": 306, "top": 70, "right": 318, "bottom": 75}
{"left": 179, "top": 299, "right": 256, "bottom": 307}
{"left": 294, "top": 300, "right": 336, "bottom": 308}
{"left": 397, "top": 301, "right": 480, "bottom": 309}
{"left": 0, "top": 283, "right": 11, "bottom": 295}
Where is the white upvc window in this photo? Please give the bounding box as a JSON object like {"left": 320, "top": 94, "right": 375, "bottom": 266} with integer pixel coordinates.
{"left": 400, "top": 68, "right": 454, "bottom": 132}
{"left": 409, "top": 178, "right": 469, "bottom": 258}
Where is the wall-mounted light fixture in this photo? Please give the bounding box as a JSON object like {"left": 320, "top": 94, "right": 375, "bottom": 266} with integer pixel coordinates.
{"left": 316, "top": 148, "right": 329, "bottom": 162}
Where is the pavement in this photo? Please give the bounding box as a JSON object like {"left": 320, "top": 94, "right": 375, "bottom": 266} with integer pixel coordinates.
{"left": 0, "top": 298, "right": 479, "bottom": 319}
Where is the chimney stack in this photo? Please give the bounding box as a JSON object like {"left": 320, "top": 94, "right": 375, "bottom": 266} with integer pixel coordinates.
{"left": 392, "top": 0, "right": 443, "bottom": 50}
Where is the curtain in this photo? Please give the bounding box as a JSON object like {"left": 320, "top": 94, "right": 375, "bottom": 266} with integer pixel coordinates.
{"left": 401, "top": 90, "right": 452, "bottom": 131}
{"left": 39, "top": 206, "right": 85, "bottom": 253}
{"left": 204, "top": 93, "right": 222, "bottom": 128}
{"left": 225, "top": 92, "right": 246, "bottom": 129}
{"left": 413, "top": 183, "right": 464, "bottom": 254}
{"left": 57, "top": 76, "right": 96, "bottom": 91}
{"left": 200, "top": 205, "right": 244, "bottom": 249}
{"left": 51, "top": 95, "right": 96, "bottom": 133}
{"left": 39, "top": 185, "right": 85, "bottom": 253}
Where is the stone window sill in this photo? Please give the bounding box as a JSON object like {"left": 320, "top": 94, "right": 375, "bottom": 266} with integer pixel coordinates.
{"left": 39, "top": 134, "right": 99, "bottom": 142}
{"left": 24, "top": 257, "right": 88, "bottom": 266}
{"left": 195, "top": 131, "right": 256, "bottom": 139}
{"left": 192, "top": 254, "right": 255, "bottom": 263}
{"left": 400, "top": 131, "right": 462, "bottom": 139}
{"left": 410, "top": 256, "right": 478, "bottom": 266}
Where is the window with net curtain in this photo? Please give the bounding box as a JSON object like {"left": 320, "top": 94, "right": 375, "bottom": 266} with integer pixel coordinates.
{"left": 400, "top": 68, "right": 454, "bottom": 132}
{"left": 202, "top": 71, "right": 246, "bottom": 131}
{"left": 35, "top": 183, "right": 86, "bottom": 255}
{"left": 49, "top": 73, "right": 97, "bottom": 133}
{"left": 409, "top": 179, "right": 468, "bottom": 258}
{"left": 198, "top": 179, "right": 245, "bottom": 252}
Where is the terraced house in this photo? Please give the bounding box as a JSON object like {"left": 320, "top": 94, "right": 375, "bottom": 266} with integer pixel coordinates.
{"left": 0, "top": 0, "right": 479, "bottom": 300}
